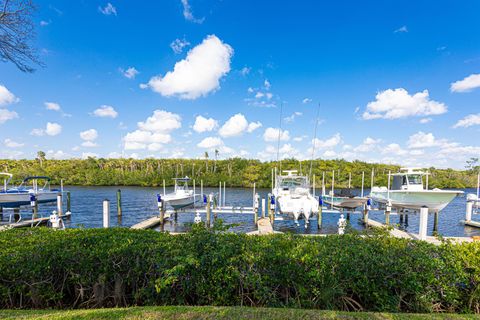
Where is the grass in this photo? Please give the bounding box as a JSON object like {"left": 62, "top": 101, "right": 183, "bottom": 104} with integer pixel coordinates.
{"left": 0, "top": 306, "right": 477, "bottom": 320}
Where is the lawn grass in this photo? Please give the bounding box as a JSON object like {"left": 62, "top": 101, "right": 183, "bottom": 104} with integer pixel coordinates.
{"left": 0, "top": 306, "right": 477, "bottom": 320}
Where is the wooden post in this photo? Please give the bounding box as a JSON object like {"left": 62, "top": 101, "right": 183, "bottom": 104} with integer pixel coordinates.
{"left": 317, "top": 200, "right": 323, "bottom": 229}
{"left": 57, "top": 193, "right": 63, "bottom": 217}
{"left": 268, "top": 194, "right": 274, "bottom": 224}
{"left": 385, "top": 207, "right": 390, "bottom": 225}
{"left": 159, "top": 199, "right": 165, "bottom": 225}
{"left": 254, "top": 193, "right": 259, "bottom": 224}
{"left": 163, "top": 179, "right": 166, "bottom": 196}
{"left": 399, "top": 213, "right": 404, "bottom": 224}
{"left": 32, "top": 195, "right": 38, "bottom": 219}
{"left": 206, "top": 195, "right": 211, "bottom": 228}
{"left": 363, "top": 203, "right": 368, "bottom": 225}
{"left": 433, "top": 211, "right": 438, "bottom": 234}
{"left": 405, "top": 214, "right": 409, "bottom": 225}
{"left": 261, "top": 198, "right": 266, "bottom": 218}
{"left": 361, "top": 171, "right": 365, "bottom": 197}
{"left": 219, "top": 182, "right": 222, "bottom": 208}
{"left": 116, "top": 189, "right": 122, "bottom": 216}
{"left": 103, "top": 199, "right": 110, "bottom": 228}
{"left": 66, "top": 191, "right": 71, "bottom": 213}
{"left": 419, "top": 206, "right": 428, "bottom": 240}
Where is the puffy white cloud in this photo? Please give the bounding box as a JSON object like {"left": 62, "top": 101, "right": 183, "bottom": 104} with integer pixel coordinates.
{"left": 170, "top": 38, "right": 190, "bottom": 54}
{"left": 123, "top": 110, "right": 181, "bottom": 150}
{"left": 0, "top": 109, "right": 18, "bottom": 124}
{"left": 47, "top": 150, "right": 69, "bottom": 160}
{"left": 354, "top": 137, "right": 381, "bottom": 152}
{"left": 44, "top": 102, "right": 61, "bottom": 111}
{"left": 0, "top": 85, "right": 18, "bottom": 106}
{"left": 4, "top": 138, "right": 24, "bottom": 148}
{"left": 219, "top": 113, "right": 260, "bottom": 137}
{"left": 197, "top": 136, "right": 223, "bottom": 149}
{"left": 193, "top": 115, "right": 218, "bottom": 133}
{"left": 263, "top": 127, "right": 290, "bottom": 142}
{"left": 312, "top": 133, "right": 342, "bottom": 149}
{"left": 382, "top": 143, "right": 407, "bottom": 156}
{"left": 99, "top": 3, "right": 117, "bottom": 15}
{"left": 81, "top": 141, "right": 98, "bottom": 148}
{"left": 450, "top": 74, "right": 480, "bottom": 93}
{"left": 453, "top": 113, "right": 480, "bottom": 128}
{"left": 31, "top": 122, "right": 62, "bottom": 136}
{"left": 119, "top": 67, "right": 139, "bottom": 79}
{"left": 247, "top": 121, "right": 262, "bottom": 133}
{"left": 142, "top": 35, "right": 233, "bottom": 99}
{"left": 284, "top": 112, "right": 302, "bottom": 123}
{"left": 80, "top": 129, "right": 98, "bottom": 141}
{"left": 419, "top": 117, "right": 432, "bottom": 124}
{"left": 93, "top": 105, "right": 118, "bottom": 118}
{"left": 394, "top": 25, "right": 408, "bottom": 33}
{"left": 407, "top": 131, "right": 443, "bottom": 149}
{"left": 181, "top": 0, "right": 204, "bottom": 23}
{"left": 362, "top": 88, "right": 447, "bottom": 120}
{"left": 323, "top": 150, "right": 337, "bottom": 158}
{"left": 302, "top": 98, "right": 312, "bottom": 104}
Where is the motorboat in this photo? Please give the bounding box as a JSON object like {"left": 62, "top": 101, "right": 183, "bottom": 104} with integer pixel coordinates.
{"left": 369, "top": 168, "right": 463, "bottom": 212}
{"left": 322, "top": 189, "right": 369, "bottom": 210}
{"left": 466, "top": 173, "right": 480, "bottom": 209}
{"left": 0, "top": 173, "right": 60, "bottom": 208}
{"left": 163, "top": 177, "right": 196, "bottom": 210}
{"left": 272, "top": 170, "right": 319, "bottom": 227}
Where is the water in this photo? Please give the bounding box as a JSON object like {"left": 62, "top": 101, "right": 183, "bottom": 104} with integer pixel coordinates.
{"left": 1, "top": 186, "right": 479, "bottom": 237}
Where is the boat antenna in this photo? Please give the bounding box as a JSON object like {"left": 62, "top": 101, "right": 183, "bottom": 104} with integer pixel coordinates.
{"left": 309, "top": 103, "right": 321, "bottom": 180}
{"left": 276, "top": 101, "right": 284, "bottom": 172}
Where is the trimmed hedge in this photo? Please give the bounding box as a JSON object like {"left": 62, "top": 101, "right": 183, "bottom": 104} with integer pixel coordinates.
{"left": 1, "top": 225, "right": 480, "bottom": 313}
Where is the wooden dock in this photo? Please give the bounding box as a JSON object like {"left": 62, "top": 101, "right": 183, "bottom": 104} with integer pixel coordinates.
{"left": 131, "top": 213, "right": 171, "bottom": 230}
{"left": 0, "top": 212, "right": 72, "bottom": 232}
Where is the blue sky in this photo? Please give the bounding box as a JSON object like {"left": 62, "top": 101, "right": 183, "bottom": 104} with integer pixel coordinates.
{"left": 0, "top": 0, "right": 479, "bottom": 168}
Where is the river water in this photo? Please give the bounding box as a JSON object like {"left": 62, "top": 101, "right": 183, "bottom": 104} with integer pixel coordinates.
{"left": 1, "top": 186, "right": 479, "bottom": 237}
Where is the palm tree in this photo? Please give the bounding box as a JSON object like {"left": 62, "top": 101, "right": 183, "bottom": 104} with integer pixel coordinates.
{"left": 214, "top": 149, "right": 219, "bottom": 172}
{"left": 36, "top": 151, "right": 46, "bottom": 168}
{"left": 204, "top": 152, "right": 209, "bottom": 172}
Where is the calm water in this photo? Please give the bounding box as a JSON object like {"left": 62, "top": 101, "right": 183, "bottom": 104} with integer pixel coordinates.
{"left": 1, "top": 186, "right": 479, "bottom": 237}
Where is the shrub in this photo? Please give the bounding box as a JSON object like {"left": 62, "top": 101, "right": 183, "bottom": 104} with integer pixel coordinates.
{"left": 0, "top": 225, "right": 479, "bottom": 313}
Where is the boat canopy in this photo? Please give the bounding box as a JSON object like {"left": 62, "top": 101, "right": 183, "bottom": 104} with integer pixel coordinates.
{"left": 173, "top": 176, "right": 191, "bottom": 182}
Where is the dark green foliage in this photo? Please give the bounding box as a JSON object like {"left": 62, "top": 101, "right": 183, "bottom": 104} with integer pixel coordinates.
{"left": 2, "top": 227, "right": 480, "bottom": 313}
{"left": 0, "top": 158, "right": 477, "bottom": 188}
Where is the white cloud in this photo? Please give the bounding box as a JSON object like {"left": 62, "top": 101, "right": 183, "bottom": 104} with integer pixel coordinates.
{"left": 247, "top": 121, "right": 262, "bottom": 133}
{"left": 419, "top": 117, "right": 432, "bottom": 124}
{"left": 46, "top": 150, "right": 69, "bottom": 160}
{"left": 197, "top": 136, "right": 223, "bottom": 149}
{"left": 394, "top": 25, "right": 408, "bottom": 33}
{"left": 142, "top": 35, "right": 233, "bottom": 100}
{"left": 81, "top": 141, "right": 98, "bottom": 148}
{"left": 93, "top": 105, "right": 118, "bottom": 118}
{"left": 0, "top": 85, "right": 19, "bottom": 106}
{"left": 353, "top": 137, "right": 382, "bottom": 153}
{"left": 362, "top": 88, "right": 447, "bottom": 120}
{"left": 263, "top": 127, "right": 290, "bottom": 142}
{"left": 312, "top": 133, "right": 342, "bottom": 149}
{"left": 407, "top": 131, "right": 444, "bottom": 149}
{"left": 80, "top": 129, "right": 98, "bottom": 141}
{"left": 453, "top": 113, "right": 480, "bottom": 128}
{"left": 302, "top": 98, "right": 312, "bottom": 104}
{"left": 123, "top": 110, "right": 181, "bottom": 150}
{"left": 4, "top": 138, "right": 24, "bottom": 148}
{"left": 44, "top": 102, "right": 61, "bottom": 111}
{"left": 170, "top": 38, "right": 190, "bottom": 54}
{"left": 31, "top": 122, "right": 62, "bottom": 136}
{"left": 0, "top": 109, "right": 18, "bottom": 124}
{"left": 450, "top": 74, "right": 480, "bottom": 93}
{"left": 193, "top": 115, "right": 218, "bottom": 133}
{"left": 382, "top": 143, "right": 407, "bottom": 156}
{"left": 181, "top": 0, "right": 204, "bottom": 23}
{"left": 120, "top": 67, "right": 139, "bottom": 79}
{"left": 99, "top": 3, "right": 117, "bottom": 16}
{"left": 240, "top": 67, "right": 251, "bottom": 76}
{"left": 284, "top": 112, "right": 302, "bottom": 123}
{"left": 323, "top": 150, "right": 337, "bottom": 158}
{"left": 264, "top": 79, "right": 271, "bottom": 90}
{"left": 219, "top": 113, "right": 260, "bottom": 137}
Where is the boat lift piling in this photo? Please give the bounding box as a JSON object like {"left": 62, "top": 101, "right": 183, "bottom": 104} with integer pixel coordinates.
{"left": 57, "top": 193, "right": 63, "bottom": 217}
{"left": 116, "top": 189, "right": 122, "bottom": 217}
{"left": 66, "top": 191, "right": 71, "bottom": 213}
{"left": 103, "top": 199, "right": 110, "bottom": 228}
{"left": 418, "top": 206, "right": 429, "bottom": 240}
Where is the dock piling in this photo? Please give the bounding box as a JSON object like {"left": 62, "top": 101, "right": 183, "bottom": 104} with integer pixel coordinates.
{"left": 433, "top": 211, "right": 439, "bottom": 234}
{"left": 103, "top": 199, "right": 110, "bottom": 228}
{"left": 261, "top": 198, "right": 266, "bottom": 218}
{"left": 419, "top": 206, "right": 428, "bottom": 240}
{"left": 254, "top": 193, "right": 259, "bottom": 224}
{"left": 116, "top": 189, "right": 122, "bottom": 216}
{"left": 317, "top": 198, "right": 323, "bottom": 229}
{"left": 66, "top": 191, "right": 71, "bottom": 213}
{"left": 362, "top": 203, "right": 369, "bottom": 225}
{"left": 206, "top": 194, "right": 211, "bottom": 228}
{"left": 57, "top": 193, "right": 63, "bottom": 217}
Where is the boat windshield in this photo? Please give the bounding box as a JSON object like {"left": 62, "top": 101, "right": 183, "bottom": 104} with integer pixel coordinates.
{"left": 279, "top": 177, "right": 308, "bottom": 188}
{"left": 407, "top": 174, "right": 423, "bottom": 185}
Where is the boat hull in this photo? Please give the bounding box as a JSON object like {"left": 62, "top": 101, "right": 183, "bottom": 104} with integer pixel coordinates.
{"left": 322, "top": 196, "right": 368, "bottom": 210}
{"left": 369, "top": 190, "right": 462, "bottom": 212}
{"left": 276, "top": 196, "right": 319, "bottom": 219}
{"left": 164, "top": 195, "right": 196, "bottom": 210}
{"left": 0, "top": 191, "right": 58, "bottom": 208}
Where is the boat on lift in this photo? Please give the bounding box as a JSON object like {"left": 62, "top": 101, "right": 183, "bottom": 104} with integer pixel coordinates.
{"left": 467, "top": 172, "right": 480, "bottom": 210}
{"left": 0, "top": 173, "right": 60, "bottom": 208}
{"left": 369, "top": 168, "right": 463, "bottom": 212}
{"left": 272, "top": 170, "right": 319, "bottom": 227}
{"left": 322, "top": 189, "right": 369, "bottom": 210}
{"left": 163, "top": 177, "right": 196, "bottom": 210}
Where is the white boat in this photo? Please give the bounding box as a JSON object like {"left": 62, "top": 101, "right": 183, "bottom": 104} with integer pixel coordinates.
{"left": 466, "top": 173, "right": 480, "bottom": 209}
{"left": 163, "top": 177, "right": 196, "bottom": 210}
{"left": 369, "top": 168, "right": 463, "bottom": 212}
{"left": 322, "top": 191, "right": 369, "bottom": 210}
{"left": 0, "top": 173, "right": 59, "bottom": 208}
{"left": 272, "top": 170, "right": 319, "bottom": 227}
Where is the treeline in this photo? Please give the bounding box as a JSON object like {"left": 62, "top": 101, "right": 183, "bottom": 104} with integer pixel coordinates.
{"left": 0, "top": 157, "right": 477, "bottom": 188}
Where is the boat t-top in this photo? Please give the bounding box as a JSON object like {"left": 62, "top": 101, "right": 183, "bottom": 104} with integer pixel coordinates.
{"left": 369, "top": 168, "right": 463, "bottom": 212}
{"left": 0, "top": 173, "right": 60, "bottom": 208}
{"left": 272, "top": 170, "right": 319, "bottom": 227}
{"left": 162, "top": 177, "right": 196, "bottom": 210}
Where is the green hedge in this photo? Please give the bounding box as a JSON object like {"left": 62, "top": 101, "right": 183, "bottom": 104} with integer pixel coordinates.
{"left": 1, "top": 226, "right": 480, "bottom": 313}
